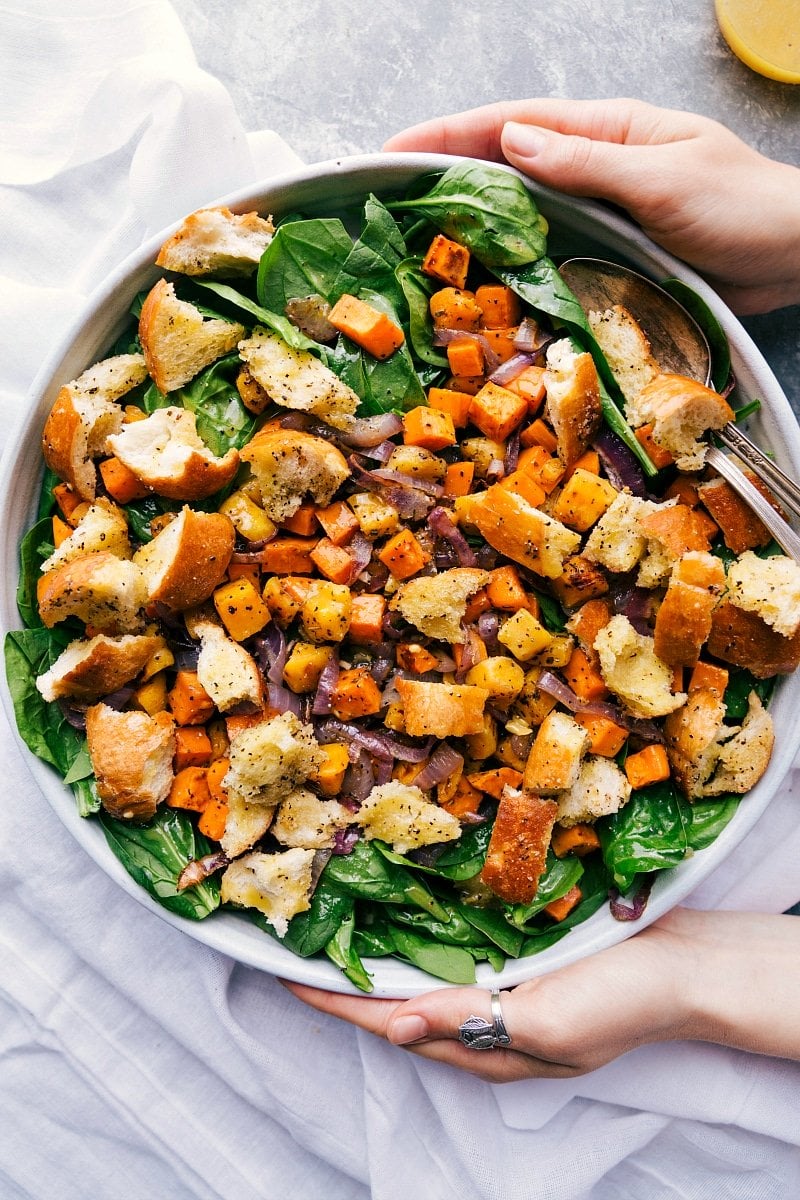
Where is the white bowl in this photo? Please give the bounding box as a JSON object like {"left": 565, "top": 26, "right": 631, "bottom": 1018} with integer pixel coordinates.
{"left": 3, "top": 153, "right": 799, "bottom": 997}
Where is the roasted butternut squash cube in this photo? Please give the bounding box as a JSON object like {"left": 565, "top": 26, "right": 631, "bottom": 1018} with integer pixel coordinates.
{"left": 465, "top": 655, "right": 525, "bottom": 705}
{"left": 497, "top": 609, "right": 555, "bottom": 661}
{"left": 422, "top": 234, "right": 470, "bottom": 289}
{"left": 348, "top": 492, "right": 400, "bottom": 539}
{"left": 301, "top": 581, "right": 352, "bottom": 643}
{"left": 218, "top": 489, "right": 277, "bottom": 543}
{"left": 213, "top": 578, "right": 271, "bottom": 641}
{"left": 283, "top": 642, "right": 333, "bottom": 693}
{"left": 551, "top": 469, "right": 618, "bottom": 532}
{"left": 309, "top": 742, "right": 351, "bottom": 796}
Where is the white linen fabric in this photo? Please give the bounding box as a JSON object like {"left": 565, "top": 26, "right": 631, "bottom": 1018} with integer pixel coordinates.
{"left": 1, "top": 4, "right": 799, "bottom": 1197}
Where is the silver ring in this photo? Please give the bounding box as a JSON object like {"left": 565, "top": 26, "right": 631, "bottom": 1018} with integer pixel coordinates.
{"left": 458, "top": 988, "right": 512, "bottom": 1051}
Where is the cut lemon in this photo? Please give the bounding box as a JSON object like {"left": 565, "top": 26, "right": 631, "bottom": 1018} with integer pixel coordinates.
{"left": 715, "top": 0, "right": 800, "bottom": 83}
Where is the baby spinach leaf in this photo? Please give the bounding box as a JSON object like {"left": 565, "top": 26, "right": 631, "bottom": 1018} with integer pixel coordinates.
{"left": 662, "top": 278, "right": 731, "bottom": 391}
{"left": 123, "top": 495, "right": 179, "bottom": 544}
{"left": 723, "top": 668, "right": 775, "bottom": 721}
{"left": 386, "top": 901, "right": 488, "bottom": 948}
{"left": 99, "top": 808, "right": 220, "bottom": 920}
{"left": 37, "top": 467, "right": 60, "bottom": 520}
{"left": 257, "top": 217, "right": 353, "bottom": 311}
{"left": 389, "top": 927, "right": 477, "bottom": 985}
{"left": 4, "top": 627, "right": 85, "bottom": 777}
{"left": 331, "top": 195, "right": 407, "bottom": 311}
{"left": 507, "top": 853, "right": 584, "bottom": 927}
{"left": 395, "top": 257, "right": 449, "bottom": 369}
{"left": 599, "top": 781, "right": 691, "bottom": 892}
{"left": 388, "top": 163, "right": 548, "bottom": 267}
{"left": 193, "top": 280, "right": 321, "bottom": 354}
{"left": 16, "top": 517, "right": 53, "bottom": 628}
{"left": 519, "top": 927, "right": 572, "bottom": 956}
{"left": 173, "top": 354, "right": 257, "bottom": 456}
{"left": 324, "top": 909, "right": 373, "bottom": 992}
{"left": 687, "top": 797, "right": 740, "bottom": 850}
{"left": 71, "top": 775, "right": 102, "bottom": 818}
{"left": 428, "top": 821, "right": 493, "bottom": 881}
{"left": 324, "top": 839, "right": 449, "bottom": 920}
{"left": 280, "top": 880, "right": 353, "bottom": 957}
{"left": 459, "top": 904, "right": 525, "bottom": 957}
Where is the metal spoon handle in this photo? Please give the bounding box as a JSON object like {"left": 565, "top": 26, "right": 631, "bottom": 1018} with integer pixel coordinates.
{"left": 716, "top": 423, "right": 800, "bottom": 524}
{"left": 706, "top": 446, "right": 800, "bottom": 561}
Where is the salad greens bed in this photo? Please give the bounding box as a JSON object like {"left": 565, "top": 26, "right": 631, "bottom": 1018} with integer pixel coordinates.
{"left": 5, "top": 162, "right": 776, "bottom": 991}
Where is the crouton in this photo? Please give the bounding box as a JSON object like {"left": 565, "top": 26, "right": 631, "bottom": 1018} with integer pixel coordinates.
{"left": 220, "top": 848, "right": 316, "bottom": 936}
{"left": 395, "top": 678, "right": 489, "bottom": 738}
{"left": 155, "top": 206, "right": 274, "bottom": 276}
{"left": 467, "top": 484, "right": 581, "bottom": 579}
{"left": 479, "top": 788, "right": 558, "bottom": 904}
{"left": 85, "top": 703, "right": 175, "bottom": 820}
{"left": 107, "top": 406, "right": 239, "bottom": 501}
{"left": 358, "top": 781, "right": 461, "bottom": 854}
{"left": 42, "top": 354, "right": 148, "bottom": 500}
{"left": 633, "top": 374, "right": 734, "bottom": 471}
{"left": 237, "top": 327, "right": 359, "bottom": 429}
{"left": 240, "top": 429, "right": 350, "bottom": 523}
{"left": 594, "top": 614, "right": 686, "bottom": 718}
{"left": 707, "top": 600, "right": 800, "bottom": 678}
{"left": 271, "top": 787, "right": 353, "bottom": 849}
{"left": 543, "top": 339, "right": 603, "bottom": 466}
{"left": 37, "top": 551, "right": 147, "bottom": 633}
{"left": 582, "top": 492, "right": 662, "bottom": 575}
{"left": 40, "top": 497, "right": 132, "bottom": 574}
{"left": 220, "top": 787, "right": 276, "bottom": 859}
{"left": 587, "top": 305, "right": 661, "bottom": 426}
{"left": 224, "top": 712, "right": 325, "bottom": 805}
{"left": 133, "top": 506, "right": 234, "bottom": 611}
{"left": 389, "top": 567, "right": 490, "bottom": 644}
{"left": 555, "top": 756, "right": 632, "bottom": 827}
{"left": 194, "top": 621, "right": 262, "bottom": 712}
{"left": 726, "top": 551, "right": 800, "bottom": 638}
{"left": 522, "top": 710, "right": 590, "bottom": 794}
{"left": 138, "top": 279, "right": 245, "bottom": 393}
{"left": 653, "top": 552, "right": 726, "bottom": 666}
{"left": 697, "top": 475, "right": 775, "bottom": 554}
{"left": 702, "top": 692, "right": 774, "bottom": 797}
{"left": 35, "top": 633, "right": 164, "bottom": 703}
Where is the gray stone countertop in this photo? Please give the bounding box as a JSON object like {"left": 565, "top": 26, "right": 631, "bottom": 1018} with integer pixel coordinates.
{"left": 173, "top": 0, "right": 799, "bottom": 412}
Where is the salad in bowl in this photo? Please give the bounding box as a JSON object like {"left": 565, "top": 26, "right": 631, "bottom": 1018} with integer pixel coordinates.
{"left": 5, "top": 156, "right": 800, "bottom": 995}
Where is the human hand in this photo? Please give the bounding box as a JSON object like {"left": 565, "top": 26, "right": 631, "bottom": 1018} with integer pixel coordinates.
{"left": 283, "top": 908, "right": 800, "bottom": 1082}
{"left": 384, "top": 98, "right": 800, "bottom": 316}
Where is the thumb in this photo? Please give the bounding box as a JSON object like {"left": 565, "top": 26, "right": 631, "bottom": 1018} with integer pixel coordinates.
{"left": 387, "top": 985, "right": 521, "bottom": 1047}
{"left": 501, "top": 120, "right": 649, "bottom": 207}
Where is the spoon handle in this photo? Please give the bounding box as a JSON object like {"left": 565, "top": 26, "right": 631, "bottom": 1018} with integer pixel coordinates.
{"left": 717, "top": 422, "right": 800, "bottom": 524}
{"left": 706, "top": 447, "right": 800, "bottom": 561}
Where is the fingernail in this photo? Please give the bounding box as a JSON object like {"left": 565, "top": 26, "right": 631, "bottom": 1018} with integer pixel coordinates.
{"left": 388, "top": 1015, "right": 429, "bottom": 1045}
{"left": 503, "top": 121, "right": 548, "bottom": 158}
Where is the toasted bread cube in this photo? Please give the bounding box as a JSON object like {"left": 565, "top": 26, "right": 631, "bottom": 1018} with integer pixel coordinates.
{"left": 523, "top": 710, "right": 590, "bottom": 795}
{"left": 480, "top": 788, "right": 558, "bottom": 904}
{"left": 395, "top": 678, "right": 488, "bottom": 738}
{"left": 555, "top": 756, "right": 631, "bottom": 827}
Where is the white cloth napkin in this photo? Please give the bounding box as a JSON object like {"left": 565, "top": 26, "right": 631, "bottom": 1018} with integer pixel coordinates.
{"left": 2, "top": 5, "right": 799, "bottom": 1198}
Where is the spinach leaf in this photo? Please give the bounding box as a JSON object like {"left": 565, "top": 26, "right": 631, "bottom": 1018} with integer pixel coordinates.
{"left": 324, "top": 839, "right": 449, "bottom": 920}
{"left": 388, "top": 164, "right": 548, "bottom": 268}
{"left": 389, "top": 926, "right": 477, "bottom": 985}
{"left": 99, "top": 808, "right": 220, "bottom": 920}
{"left": 16, "top": 517, "right": 53, "bottom": 628}
{"left": 37, "top": 467, "right": 60, "bottom": 520}
{"left": 332, "top": 195, "right": 407, "bottom": 311}
{"left": 326, "top": 289, "right": 425, "bottom": 414}
{"left": 723, "top": 668, "right": 776, "bottom": 721}
{"left": 324, "top": 909, "right": 373, "bottom": 992}
{"left": 193, "top": 280, "right": 321, "bottom": 354}
{"left": 123, "top": 495, "right": 179, "bottom": 544}
{"left": 4, "top": 627, "right": 86, "bottom": 777}
{"left": 257, "top": 217, "right": 353, "bottom": 311}
{"left": 428, "top": 821, "right": 493, "bottom": 881}
{"left": 507, "top": 853, "right": 584, "bottom": 927}
{"left": 71, "top": 775, "right": 102, "bottom": 818}
{"left": 172, "top": 355, "right": 257, "bottom": 456}
{"left": 386, "top": 901, "right": 489, "bottom": 948}
{"left": 530, "top": 588, "right": 567, "bottom": 633}
{"left": 688, "top": 797, "right": 740, "bottom": 850}
{"left": 519, "top": 927, "right": 572, "bottom": 956}
{"left": 395, "top": 257, "right": 449, "bottom": 369}
{"left": 599, "top": 780, "right": 691, "bottom": 891}
{"left": 662, "top": 278, "right": 731, "bottom": 391}
{"left": 280, "top": 879, "right": 353, "bottom": 957}
{"left": 459, "top": 904, "right": 525, "bottom": 957}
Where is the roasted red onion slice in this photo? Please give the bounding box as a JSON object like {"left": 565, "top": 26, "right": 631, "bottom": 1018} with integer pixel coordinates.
{"left": 345, "top": 531, "right": 373, "bottom": 585}
{"left": 536, "top": 670, "right": 665, "bottom": 743}
{"left": 285, "top": 294, "right": 338, "bottom": 343}
{"left": 267, "top": 682, "right": 302, "bottom": 717}
{"left": 609, "top": 876, "right": 654, "bottom": 921}
{"left": 337, "top": 413, "right": 404, "bottom": 448}
{"left": 331, "top": 827, "right": 359, "bottom": 856}
{"left": 177, "top": 850, "right": 229, "bottom": 892}
{"left": 314, "top": 719, "right": 432, "bottom": 762}
{"left": 592, "top": 426, "right": 649, "bottom": 498}
{"left": 488, "top": 351, "right": 537, "bottom": 387}
{"left": 504, "top": 430, "right": 521, "bottom": 474}
{"left": 254, "top": 624, "right": 288, "bottom": 686}
{"left": 348, "top": 457, "right": 437, "bottom": 521}
{"left": 429, "top": 506, "right": 477, "bottom": 566}
{"left": 413, "top": 742, "right": 464, "bottom": 790}
{"left": 312, "top": 653, "right": 340, "bottom": 716}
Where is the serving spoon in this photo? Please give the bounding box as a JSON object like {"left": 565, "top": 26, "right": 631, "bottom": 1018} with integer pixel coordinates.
{"left": 560, "top": 257, "right": 800, "bottom": 559}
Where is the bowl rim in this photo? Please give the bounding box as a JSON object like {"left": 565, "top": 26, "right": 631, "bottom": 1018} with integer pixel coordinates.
{"left": 2, "top": 150, "right": 799, "bottom": 998}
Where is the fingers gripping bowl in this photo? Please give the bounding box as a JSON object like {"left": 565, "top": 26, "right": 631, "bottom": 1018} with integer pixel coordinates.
{"left": 3, "top": 155, "right": 800, "bottom": 999}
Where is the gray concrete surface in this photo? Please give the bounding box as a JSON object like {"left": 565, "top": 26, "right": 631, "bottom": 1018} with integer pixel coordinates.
{"left": 172, "top": 0, "right": 799, "bottom": 409}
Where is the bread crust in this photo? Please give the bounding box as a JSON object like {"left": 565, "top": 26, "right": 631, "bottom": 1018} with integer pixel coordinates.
{"left": 395, "top": 678, "right": 489, "bottom": 738}
{"left": 139, "top": 279, "right": 245, "bottom": 393}
{"left": 107, "top": 407, "right": 240, "bottom": 501}
{"left": 544, "top": 342, "right": 603, "bottom": 467}
{"left": 707, "top": 600, "right": 800, "bottom": 678}
{"left": 37, "top": 551, "right": 147, "bottom": 633}
{"left": 85, "top": 703, "right": 175, "bottom": 820}
{"left": 36, "top": 633, "right": 163, "bottom": 702}
{"left": 155, "top": 206, "right": 274, "bottom": 276}
{"left": 134, "top": 506, "right": 234, "bottom": 611}
{"left": 468, "top": 484, "right": 581, "bottom": 579}
{"left": 480, "top": 788, "right": 558, "bottom": 904}
{"left": 241, "top": 429, "right": 350, "bottom": 522}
